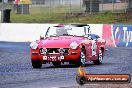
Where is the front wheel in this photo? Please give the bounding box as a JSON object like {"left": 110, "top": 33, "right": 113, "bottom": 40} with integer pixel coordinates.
{"left": 93, "top": 49, "right": 103, "bottom": 65}
{"left": 76, "top": 49, "right": 86, "bottom": 67}
{"left": 32, "top": 60, "right": 42, "bottom": 69}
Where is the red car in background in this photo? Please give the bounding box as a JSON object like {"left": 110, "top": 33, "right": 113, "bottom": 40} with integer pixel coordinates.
{"left": 30, "top": 24, "right": 106, "bottom": 68}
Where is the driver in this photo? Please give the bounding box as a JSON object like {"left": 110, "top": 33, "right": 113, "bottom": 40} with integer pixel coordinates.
{"left": 56, "top": 27, "right": 68, "bottom": 35}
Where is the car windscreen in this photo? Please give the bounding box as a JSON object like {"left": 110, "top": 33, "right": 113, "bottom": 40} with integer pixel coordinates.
{"left": 46, "top": 27, "right": 85, "bottom": 37}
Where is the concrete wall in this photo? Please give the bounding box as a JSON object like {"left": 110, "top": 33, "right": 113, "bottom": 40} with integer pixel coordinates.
{"left": 0, "top": 23, "right": 57, "bottom": 42}
{"left": 0, "top": 23, "right": 102, "bottom": 42}
{"left": 0, "top": 23, "right": 132, "bottom": 47}
{"left": 99, "top": 3, "right": 127, "bottom": 11}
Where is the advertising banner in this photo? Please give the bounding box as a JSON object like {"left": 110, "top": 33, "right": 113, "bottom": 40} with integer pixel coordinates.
{"left": 102, "top": 24, "right": 116, "bottom": 47}
{"left": 14, "top": 0, "right": 31, "bottom": 4}
{"left": 19, "top": 0, "right": 31, "bottom": 4}
{"left": 102, "top": 24, "right": 132, "bottom": 47}
{"left": 113, "top": 25, "right": 132, "bottom": 47}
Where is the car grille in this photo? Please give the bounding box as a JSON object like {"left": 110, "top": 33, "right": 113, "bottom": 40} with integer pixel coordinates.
{"left": 47, "top": 48, "right": 59, "bottom": 53}
{"left": 39, "top": 48, "right": 69, "bottom": 55}
{"left": 63, "top": 48, "right": 69, "bottom": 54}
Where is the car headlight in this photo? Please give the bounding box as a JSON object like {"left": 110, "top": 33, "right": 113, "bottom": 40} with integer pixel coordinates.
{"left": 30, "top": 41, "right": 38, "bottom": 50}
{"left": 70, "top": 41, "right": 78, "bottom": 49}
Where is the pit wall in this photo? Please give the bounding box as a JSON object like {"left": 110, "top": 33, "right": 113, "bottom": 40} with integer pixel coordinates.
{"left": 0, "top": 23, "right": 132, "bottom": 47}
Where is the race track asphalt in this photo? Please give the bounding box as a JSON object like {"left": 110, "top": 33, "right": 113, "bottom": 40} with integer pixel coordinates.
{"left": 0, "top": 42, "right": 132, "bottom": 88}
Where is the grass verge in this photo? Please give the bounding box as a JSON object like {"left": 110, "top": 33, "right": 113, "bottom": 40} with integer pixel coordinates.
{"left": 10, "top": 7, "right": 132, "bottom": 24}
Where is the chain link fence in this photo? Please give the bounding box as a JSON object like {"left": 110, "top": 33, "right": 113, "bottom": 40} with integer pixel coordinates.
{"left": 0, "top": 0, "right": 132, "bottom": 22}
{"left": 0, "top": 0, "right": 131, "bottom": 13}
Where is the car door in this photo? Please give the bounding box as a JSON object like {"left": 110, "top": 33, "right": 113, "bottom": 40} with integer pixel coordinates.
{"left": 90, "top": 34, "right": 100, "bottom": 60}
{"left": 83, "top": 39, "right": 91, "bottom": 62}
{"left": 83, "top": 26, "right": 92, "bottom": 61}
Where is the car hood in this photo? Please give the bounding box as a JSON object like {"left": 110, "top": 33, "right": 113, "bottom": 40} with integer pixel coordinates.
{"left": 38, "top": 36, "right": 84, "bottom": 48}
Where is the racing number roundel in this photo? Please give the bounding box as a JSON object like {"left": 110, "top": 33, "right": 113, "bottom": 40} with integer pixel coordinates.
{"left": 92, "top": 40, "right": 96, "bottom": 56}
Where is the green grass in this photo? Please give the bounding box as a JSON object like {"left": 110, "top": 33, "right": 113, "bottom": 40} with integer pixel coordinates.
{"left": 10, "top": 6, "right": 132, "bottom": 24}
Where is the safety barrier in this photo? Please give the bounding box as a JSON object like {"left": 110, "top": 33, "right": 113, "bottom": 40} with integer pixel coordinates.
{"left": 0, "top": 23, "right": 57, "bottom": 42}
{"left": 102, "top": 24, "right": 132, "bottom": 47}
{"left": 0, "top": 23, "right": 131, "bottom": 47}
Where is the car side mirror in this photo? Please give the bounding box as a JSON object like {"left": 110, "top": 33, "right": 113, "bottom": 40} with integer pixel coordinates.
{"left": 94, "top": 36, "right": 99, "bottom": 41}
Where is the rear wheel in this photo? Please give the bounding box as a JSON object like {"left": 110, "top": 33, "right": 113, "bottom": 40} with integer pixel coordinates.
{"left": 52, "top": 62, "right": 61, "bottom": 66}
{"left": 93, "top": 49, "right": 103, "bottom": 65}
{"left": 76, "top": 48, "right": 86, "bottom": 67}
{"left": 32, "top": 60, "right": 42, "bottom": 69}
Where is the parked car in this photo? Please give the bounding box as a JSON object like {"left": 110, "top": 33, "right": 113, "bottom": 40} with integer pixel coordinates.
{"left": 30, "top": 24, "right": 106, "bottom": 68}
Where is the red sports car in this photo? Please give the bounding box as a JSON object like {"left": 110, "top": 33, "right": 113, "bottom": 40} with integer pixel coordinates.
{"left": 30, "top": 24, "right": 106, "bottom": 68}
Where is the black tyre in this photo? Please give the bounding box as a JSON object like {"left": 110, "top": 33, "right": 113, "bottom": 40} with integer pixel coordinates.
{"left": 93, "top": 49, "right": 103, "bottom": 65}
{"left": 76, "top": 49, "right": 86, "bottom": 67}
{"left": 32, "top": 60, "right": 42, "bottom": 69}
{"left": 52, "top": 62, "right": 61, "bottom": 66}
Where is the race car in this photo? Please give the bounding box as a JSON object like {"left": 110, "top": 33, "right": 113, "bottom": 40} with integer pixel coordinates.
{"left": 30, "top": 24, "right": 106, "bottom": 68}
